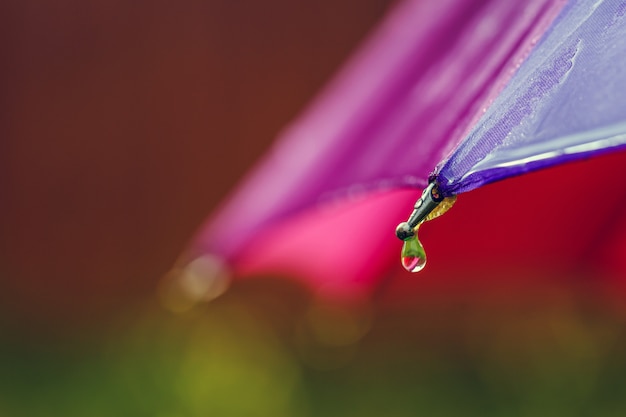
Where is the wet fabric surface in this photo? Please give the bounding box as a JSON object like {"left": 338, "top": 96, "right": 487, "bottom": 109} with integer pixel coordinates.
{"left": 437, "top": 0, "right": 626, "bottom": 195}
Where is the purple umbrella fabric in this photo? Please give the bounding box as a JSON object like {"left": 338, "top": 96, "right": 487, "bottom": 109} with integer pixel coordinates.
{"left": 179, "top": 0, "right": 585, "bottom": 298}
{"left": 436, "top": 0, "right": 626, "bottom": 196}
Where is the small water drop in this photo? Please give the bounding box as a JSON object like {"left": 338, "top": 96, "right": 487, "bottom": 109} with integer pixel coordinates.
{"left": 397, "top": 189, "right": 456, "bottom": 273}
{"left": 401, "top": 234, "right": 427, "bottom": 273}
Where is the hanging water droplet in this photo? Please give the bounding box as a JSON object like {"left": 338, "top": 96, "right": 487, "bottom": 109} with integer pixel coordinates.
{"left": 396, "top": 188, "right": 456, "bottom": 273}
{"left": 400, "top": 227, "right": 426, "bottom": 273}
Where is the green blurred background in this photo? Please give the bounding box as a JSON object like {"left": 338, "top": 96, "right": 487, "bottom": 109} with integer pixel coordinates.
{"left": 3, "top": 272, "right": 626, "bottom": 417}
{"left": 3, "top": 0, "right": 626, "bottom": 416}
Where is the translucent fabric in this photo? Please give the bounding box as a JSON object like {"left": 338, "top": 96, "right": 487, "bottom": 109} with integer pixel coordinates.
{"left": 437, "top": 0, "right": 626, "bottom": 195}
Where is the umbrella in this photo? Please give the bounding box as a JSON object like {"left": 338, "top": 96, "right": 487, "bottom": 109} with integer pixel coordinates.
{"left": 171, "top": 0, "right": 626, "bottom": 304}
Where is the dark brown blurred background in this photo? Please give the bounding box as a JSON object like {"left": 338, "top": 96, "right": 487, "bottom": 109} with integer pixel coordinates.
{"left": 0, "top": 0, "right": 394, "bottom": 326}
